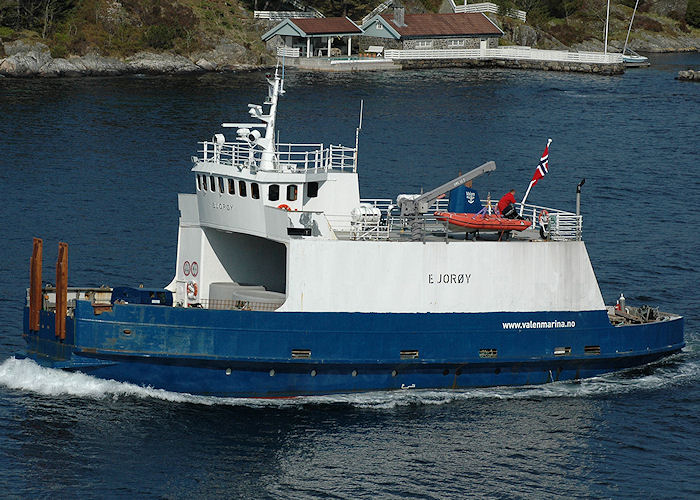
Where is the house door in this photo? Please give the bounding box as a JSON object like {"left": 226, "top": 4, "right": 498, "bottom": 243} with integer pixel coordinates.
{"left": 480, "top": 39, "right": 488, "bottom": 50}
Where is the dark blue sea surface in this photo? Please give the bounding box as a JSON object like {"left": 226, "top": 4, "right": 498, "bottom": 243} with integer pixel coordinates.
{"left": 0, "top": 53, "right": 698, "bottom": 498}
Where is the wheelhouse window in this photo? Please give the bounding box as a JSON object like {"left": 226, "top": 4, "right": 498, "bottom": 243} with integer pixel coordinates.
{"left": 239, "top": 180, "right": 247, "bottom": 197}
{"left": 201, "top": 175, "right": 207, "bottom": 191}
{"left": 251, "top": 183, "right": 260, "bottom": 199}
{"left": 287, "top": 184, "right": 298, "bottom": 202}
{"left": 307, "top": 182, "right": 319, "bottom": 198}
{"left": 228, "top": 178, "right": 235, "bottom": 195}
{"left": 268, "top": 184, "right": 280, "bottom": 201}
{"left": 196, "top": 175, "right": 202, "bottom": 191}
{"left": 218, "top": 177, "right": 224, "bottom": 193}
{"left": 209, "top": 176, "right": 216, "bottom": 191}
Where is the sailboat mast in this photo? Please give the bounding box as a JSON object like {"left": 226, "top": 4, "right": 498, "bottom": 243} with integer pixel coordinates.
{"left": 623, "top": 0, "right": 640, "bottom": 55}
{"left": 604, "top": 0, "right": 611, "bottom": 54}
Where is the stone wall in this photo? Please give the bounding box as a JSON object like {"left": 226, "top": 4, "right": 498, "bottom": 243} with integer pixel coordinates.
{"left": 402, "top": 37, "right": 498, "bottom": 49}
{"left": 399, "top": 58, "right": 625, "bottom": 75}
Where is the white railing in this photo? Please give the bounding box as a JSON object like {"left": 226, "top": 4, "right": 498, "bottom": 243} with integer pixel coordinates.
{"left": 277, "top": 46, "right": 300, "bottom": 58}
{"left": 254, "top": 11, "right": 320, "bottom": 20}
{"left": 384, "top": 46, "right": 623, "bottom": 64}
{"left": 197, "top": 141, "right": 357, "bottom": 173}
{"left": 514, "top": 202, "right": 582, "bottom": 240}
{"left": 333, "top": 198, "right": 582, "bottom": 241}
{"left": 451, "top": 1, "right": 527, "bottom": 22}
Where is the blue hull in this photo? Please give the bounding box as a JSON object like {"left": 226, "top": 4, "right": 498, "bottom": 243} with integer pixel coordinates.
{"left": 21, "top": 301, "right": 685, "bottom": 397}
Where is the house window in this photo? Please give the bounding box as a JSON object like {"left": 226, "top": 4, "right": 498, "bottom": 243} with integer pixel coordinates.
{"left": 287, "top": 184, "right": 298, "bottom": 201}
{"left": 307, "top": 182, "right": 319, "bottom": 198}
{"left": 251, "top": 183, "right": 260, "bottom": 199}
{"left": 228, "top": 178, "right": 235, "bottom": 195}
{"left": 268, "top": 184, "right": 280, "bottom": 201}
{"left": 218, "top": 177, "right": 224, "bottom": 193}
{"left": 239, "top": 180, "right": 247, "bottom": 197}
{"left": 375, "top": 21, "right": 383, "bottom": 30}
{"left": 449, "top": 39, "right": 466, "bottom": 47}
{"left": 416, "top": 40, "right": 433, "bottom": 49}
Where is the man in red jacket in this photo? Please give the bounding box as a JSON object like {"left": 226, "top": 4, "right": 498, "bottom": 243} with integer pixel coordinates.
{"left": 497, "top": 189, "right": 517, "bottom": 219}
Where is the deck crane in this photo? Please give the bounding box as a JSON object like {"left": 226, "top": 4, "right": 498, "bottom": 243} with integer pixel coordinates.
{"left": 397, "top": 161, "right": 496, "bottom": 240}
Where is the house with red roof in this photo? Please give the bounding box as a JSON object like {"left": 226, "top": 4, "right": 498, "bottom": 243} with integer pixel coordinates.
{"left": 359, "top": 8, "right": 503, "bottom": 52}
{"left": 261, "top": 9, "right": 503, "bottom": 59}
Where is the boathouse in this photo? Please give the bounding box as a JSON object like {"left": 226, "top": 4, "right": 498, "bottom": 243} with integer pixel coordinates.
{"left": 262, "top": 17, "right": 363, "bottom": 58}
{"left": 359, "top": 9, "right": 503, "bottom": 52}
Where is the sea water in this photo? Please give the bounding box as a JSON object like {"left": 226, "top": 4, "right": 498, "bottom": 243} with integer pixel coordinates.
{"left": 0, "top": 53, "right": 698, "bottom": 498}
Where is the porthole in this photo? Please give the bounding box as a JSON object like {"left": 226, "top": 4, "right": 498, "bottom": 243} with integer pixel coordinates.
{"left": 310, "top": 369, "right": 317, "bottom": 377}
{"left": 352, "top": 370, "right": 358, "bottom": 377}
{"left": 455, "top": 368, "right": 462, "bottom": 376}
{"left": 495, "top": 367, "right": 501, "bottom": 374}
{"left": 391, "top": 370, "right": 397, "bottom": 377}
{"left": 269, "top": 369, "right": 275, "bottom": 377}
{"left": 442, "top": 368, "right": 449, "bottom": 376}
{"left": 225, "top": 368, "right": 232, "bottom": 376}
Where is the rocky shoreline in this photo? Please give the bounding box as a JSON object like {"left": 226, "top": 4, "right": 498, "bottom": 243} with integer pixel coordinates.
{"left": 0, "top": 40, "right": 266, "bottom": 77}
{"left": 1, "top": 38, "right": 696, "bottom": 78}
{"left": 677, "top": 69, "right": 700, "bottom": 80}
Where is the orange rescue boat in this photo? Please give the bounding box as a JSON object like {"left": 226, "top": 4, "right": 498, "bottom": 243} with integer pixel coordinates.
{"left": 435, "top": 211, "right": 532, "bottom": 232}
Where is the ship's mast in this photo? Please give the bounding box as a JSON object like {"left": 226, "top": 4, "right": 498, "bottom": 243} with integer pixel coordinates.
{"left": 222, "top": 68, "right": 285, "bottom": 171}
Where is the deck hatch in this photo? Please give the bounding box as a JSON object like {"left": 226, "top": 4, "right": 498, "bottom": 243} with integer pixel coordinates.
{"left": 291, "top": 349, "right": 311, "bottom": 359}
{"left": 479, "top": 348, "right": 498, "bottom": 358}
{"left": 400, "top": 350, "right": 419, "bottom": 360}
{"left": 554, "top": 346, "right": 571, "bottom": 356}
{"left": 584, "top": 345, "right": 601, "bottom": 355}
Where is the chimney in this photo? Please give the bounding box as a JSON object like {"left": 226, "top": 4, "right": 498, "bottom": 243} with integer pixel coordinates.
{"left": 393, "top": 6, "right": 405, "bottom": 27}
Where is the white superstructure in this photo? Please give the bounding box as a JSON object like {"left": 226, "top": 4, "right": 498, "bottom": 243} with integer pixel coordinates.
{"left": 168, "top": 70, "right": 601, "bottom": 315}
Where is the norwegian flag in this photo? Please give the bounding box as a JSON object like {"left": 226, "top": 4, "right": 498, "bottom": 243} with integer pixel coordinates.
{"left": 531, "top": 139, "right": 552, "bottom": 186}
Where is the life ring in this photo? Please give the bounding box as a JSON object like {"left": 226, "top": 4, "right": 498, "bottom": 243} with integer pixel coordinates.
{"left": 186, "top": 281, "right": 198, "bottom": 300}
{"left": 277, "top": 204, "right": 291, "bottom": 211}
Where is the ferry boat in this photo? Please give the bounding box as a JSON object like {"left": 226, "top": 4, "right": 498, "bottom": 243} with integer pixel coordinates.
{"left": 20, "top": 71, "right": 684, "bottom": 397}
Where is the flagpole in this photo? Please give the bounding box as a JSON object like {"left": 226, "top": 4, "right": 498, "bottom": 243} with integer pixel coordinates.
{"left": 519, "top": 180, "right": 535, "bottom": 216}
{"left": 520, "top": 138, "right": 552, "bottom": 216}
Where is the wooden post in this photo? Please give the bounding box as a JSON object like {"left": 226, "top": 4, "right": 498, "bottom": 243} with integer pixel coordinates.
{"left": 55, "top": 242, "right": 68, "bottom": 340}
{"left": 29, "top": 238, "right": 43, "bottom": 332}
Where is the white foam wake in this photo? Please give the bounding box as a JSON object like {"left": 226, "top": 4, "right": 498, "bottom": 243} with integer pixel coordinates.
{"left": 1, "top": 354, "right": 697, "bottom": 408}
